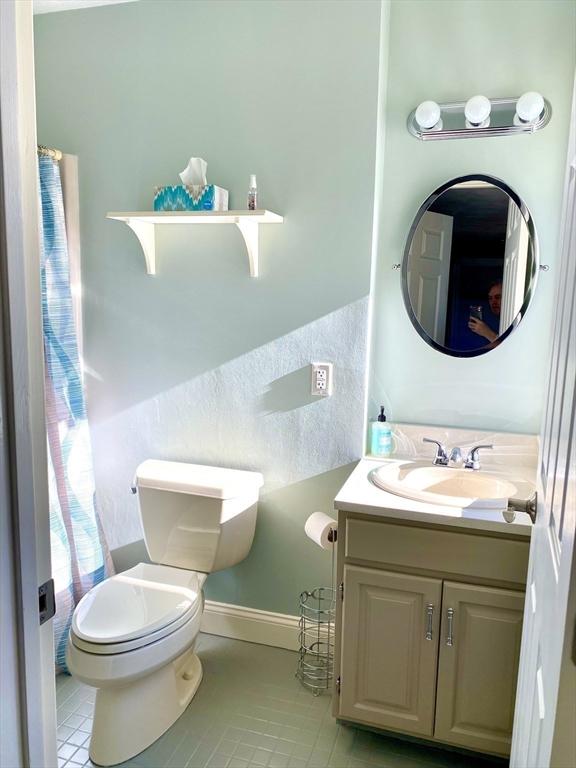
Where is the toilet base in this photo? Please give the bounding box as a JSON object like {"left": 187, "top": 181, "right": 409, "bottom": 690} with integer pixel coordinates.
{"left": 88, "top": 649, "right": 203, "bottom": 766}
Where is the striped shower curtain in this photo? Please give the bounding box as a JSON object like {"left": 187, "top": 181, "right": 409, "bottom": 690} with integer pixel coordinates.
{"left": 39, "top": 154, "right": 114, "bottom": 672}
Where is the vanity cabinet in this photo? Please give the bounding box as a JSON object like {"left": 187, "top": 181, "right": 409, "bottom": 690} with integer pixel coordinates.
{"left": 339, "top": 567, "right": 441, "bottom": 736}
{"left": 334, "top": 514, "right": 529, "bottom": 757}
{"left": 434, "top": 582, "right": 524, "bottom": 755}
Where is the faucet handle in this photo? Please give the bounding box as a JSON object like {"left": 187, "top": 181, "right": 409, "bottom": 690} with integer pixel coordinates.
{"left": 423, "top": 437, "right": 449, "bottom": 466}
{"left": 465, "top": 444, "right": 493, "bottom": 470}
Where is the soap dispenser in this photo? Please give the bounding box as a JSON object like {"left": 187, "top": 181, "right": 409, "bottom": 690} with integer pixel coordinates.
{"left": 370, "top": 406, "right": 393, "bottom": 457}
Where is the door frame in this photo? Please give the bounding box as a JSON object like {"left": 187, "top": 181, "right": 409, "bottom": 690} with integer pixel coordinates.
{"left": 1, "top": 2, "right": 575, "bottom": 767}
{"left": 0, "top": 1, "right": 57, "bottom": 766}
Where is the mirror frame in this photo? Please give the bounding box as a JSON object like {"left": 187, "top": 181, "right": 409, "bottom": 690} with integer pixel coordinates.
{"left": 401, "top": 174, "right": 539, "bottom": 358}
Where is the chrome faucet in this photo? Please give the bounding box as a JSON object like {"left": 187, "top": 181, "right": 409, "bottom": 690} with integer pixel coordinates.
{"left": 423, "top": 438, "right": 463, "bottom": 467}
{"left": 464, "top": 444, "right": 493, "bottom": 470}
{"left": 449, "top": 446, "right": 463, "bottom": 465}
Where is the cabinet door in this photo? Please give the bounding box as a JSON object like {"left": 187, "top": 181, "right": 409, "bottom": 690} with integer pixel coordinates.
{"left": 435, "top": 581, "right": 524, "bottom": 755}
{"left": 339, "top": 565, "right": 442, "bottom": 736}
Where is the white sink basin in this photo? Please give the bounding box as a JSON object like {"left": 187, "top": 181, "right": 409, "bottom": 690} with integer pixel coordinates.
{"left": 370, "top": 460, "right": 519, "bottom": 509}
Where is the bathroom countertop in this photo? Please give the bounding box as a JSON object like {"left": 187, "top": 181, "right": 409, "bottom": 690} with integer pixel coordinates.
{"left": 334, "top": 457, "right": 534, "bottom": 538}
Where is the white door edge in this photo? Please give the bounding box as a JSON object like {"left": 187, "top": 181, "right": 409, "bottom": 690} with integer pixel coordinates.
{"left": 510, "top": 70, "right": 576, "bottom": 768}
{"left": 0, "top": 1, "right": 57, "bottom": 766}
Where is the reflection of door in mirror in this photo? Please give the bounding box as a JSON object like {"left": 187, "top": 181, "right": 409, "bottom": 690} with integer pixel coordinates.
{"left": 407, "top": 211, "right": 453, "bottom": 345}
{"left": 402, "top": 175, "right": 538, "bottom": 357}
{"left": 501, "top": 203, "right": 530, "bottom": 332}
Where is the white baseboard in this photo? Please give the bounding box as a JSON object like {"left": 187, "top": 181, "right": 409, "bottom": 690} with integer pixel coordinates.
{"left": 201, "top": 600, "right": 300, "bottom": 652}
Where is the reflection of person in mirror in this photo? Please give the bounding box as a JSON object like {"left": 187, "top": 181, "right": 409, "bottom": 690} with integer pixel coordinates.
{"left": 468, "top": 282, "right": 501, "bottom": 343}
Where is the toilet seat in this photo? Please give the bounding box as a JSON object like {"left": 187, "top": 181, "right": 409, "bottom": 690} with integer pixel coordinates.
{"left": 71, "top": 602, "right": 199, "bottom": 654}
{"left": 71, "top": 563, "right": 204, "bottom": 653}
{"left": 67, "top": 594, "right": 203, "bottom": 689}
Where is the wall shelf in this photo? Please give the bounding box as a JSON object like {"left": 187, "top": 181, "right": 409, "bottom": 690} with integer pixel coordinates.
{"left": 106, "top": 210, "right": 283, "bottom": 277}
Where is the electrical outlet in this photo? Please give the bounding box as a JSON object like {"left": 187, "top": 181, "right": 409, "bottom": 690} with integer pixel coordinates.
{"left": 311, "top": 362, "right": 333, "bottom": 397}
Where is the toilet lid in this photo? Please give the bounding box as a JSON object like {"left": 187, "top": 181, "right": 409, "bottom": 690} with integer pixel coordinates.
{"left": 136, "top": 459, "right": 263, "bottom": 499}
{"left": 72, "top": 570, "right": 201, "bottom": 644}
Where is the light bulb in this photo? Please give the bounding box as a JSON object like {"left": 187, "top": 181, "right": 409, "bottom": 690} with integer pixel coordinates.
{"left": 415, "top": 101, "right": 442, "bottom": 130}
{"left": 515, "top": 91, "right": 544, "bottom": 124}
{"left": 464, "top": 95, "right": 491, "bottom": 128}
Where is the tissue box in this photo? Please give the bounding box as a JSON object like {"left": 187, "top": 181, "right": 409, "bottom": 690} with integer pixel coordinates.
{"left": 153, "top": 184, "right": 229, "bottom": 212}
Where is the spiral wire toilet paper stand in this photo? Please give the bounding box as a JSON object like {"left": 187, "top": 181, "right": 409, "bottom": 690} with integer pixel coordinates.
{"left": 296, "top": 527, "right": 337, "bottom": 695}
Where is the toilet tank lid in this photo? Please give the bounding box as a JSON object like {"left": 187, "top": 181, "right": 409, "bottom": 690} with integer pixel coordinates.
{"left": 136, "top": 459, "right": 264, "bottom": 499}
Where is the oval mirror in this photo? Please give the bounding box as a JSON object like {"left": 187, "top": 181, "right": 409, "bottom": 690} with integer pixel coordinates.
{"left": 402, "top": 174, "right": 538, "bottom": 357}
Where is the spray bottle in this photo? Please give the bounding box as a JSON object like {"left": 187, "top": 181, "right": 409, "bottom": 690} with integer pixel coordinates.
{"left": 247, "top": 174, "right": 258, "bottom": 210}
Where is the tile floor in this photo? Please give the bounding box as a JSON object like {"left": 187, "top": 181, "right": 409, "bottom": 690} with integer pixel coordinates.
{"left": 56, "top": 634, "right": 507, "bottom": 768}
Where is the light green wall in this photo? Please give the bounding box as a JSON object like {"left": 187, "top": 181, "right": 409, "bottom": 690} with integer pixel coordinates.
{"left": 368, "top": 0, "right": 576, "bottom": 435}
{"left": 34, "top": 0, "right": 382, "bottom": 614}
{"left": 34, "top": 0, "right": 575, "bottom": 616}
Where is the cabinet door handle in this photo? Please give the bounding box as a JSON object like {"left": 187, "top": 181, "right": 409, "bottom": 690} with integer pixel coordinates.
{"left": 425, "top": 603, "right": 434, "bottom": 640}
{"left": 446, "top": 608, "right": 454, "bottom": 647}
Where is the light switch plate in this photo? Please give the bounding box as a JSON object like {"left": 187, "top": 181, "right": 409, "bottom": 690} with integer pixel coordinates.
{"left": 311, "top": 362, "right": 333, "bottom": 397}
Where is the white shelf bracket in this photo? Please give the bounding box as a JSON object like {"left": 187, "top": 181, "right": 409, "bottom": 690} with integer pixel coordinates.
{"left": 108, "top": 210, "right": 282, "bottom": 276}
{"left": 235, "top": 219, "right": 259, "bottom": 277}
{"left": 126, "top": 219, "right": 156, "bottom": 274}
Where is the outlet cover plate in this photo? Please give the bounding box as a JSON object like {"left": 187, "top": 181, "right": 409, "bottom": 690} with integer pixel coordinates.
{"left": 311, "top": 362, "right": 333, "bottom": 397}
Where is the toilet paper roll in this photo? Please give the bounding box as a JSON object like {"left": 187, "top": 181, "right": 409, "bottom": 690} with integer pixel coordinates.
{"left": 305, "top": 512, "right": 338, "bottom": 550}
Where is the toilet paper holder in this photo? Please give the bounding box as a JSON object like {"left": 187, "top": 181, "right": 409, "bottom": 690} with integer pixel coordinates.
{"left": 296, "top": 586, "right": 336, "bottom": 696}
{"left": 297, "top": 514, "right": 338, "bottom": 695}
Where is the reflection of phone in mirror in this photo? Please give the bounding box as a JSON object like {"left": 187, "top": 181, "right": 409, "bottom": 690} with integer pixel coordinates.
{"left": 469, "top": 305, "right": 483, "bottom": 320}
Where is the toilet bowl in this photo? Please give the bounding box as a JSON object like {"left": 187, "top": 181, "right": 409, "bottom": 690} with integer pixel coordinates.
{"left": 67, "top": 460, "right": 263, "bottom": 766}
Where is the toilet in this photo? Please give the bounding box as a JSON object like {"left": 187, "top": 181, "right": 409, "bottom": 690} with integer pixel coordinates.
{"left": 67, "top": 459, "right": 263, "bottom": 767}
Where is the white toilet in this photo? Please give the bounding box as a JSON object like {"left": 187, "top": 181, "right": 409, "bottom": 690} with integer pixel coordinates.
{"left": 67, "top": 459, "right": 263, "bottom": 767}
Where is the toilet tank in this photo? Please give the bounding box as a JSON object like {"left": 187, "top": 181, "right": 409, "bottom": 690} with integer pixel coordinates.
{"left": 135, "top": 460, "right": 263, "bottom": 573}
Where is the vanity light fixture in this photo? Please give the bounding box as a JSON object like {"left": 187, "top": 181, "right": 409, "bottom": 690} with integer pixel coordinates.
{"left": 514, "top": 91, "right": 545, "bottom": 125}
{"left": 415, "top": 100, "right": 442, "bottom": 131}
{"left": 407, "top": 93, "right": 551, "bottom": 141}
{"left": 464, "top": 95, "right": 491, "bottom": 128}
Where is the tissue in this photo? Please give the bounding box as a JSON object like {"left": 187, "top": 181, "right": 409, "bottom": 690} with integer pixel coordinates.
{"left": 179, "top": 157, "right": 208, "bottom": 186}
{"left": 154, "top": 157, "right": 229, "bottom": 212}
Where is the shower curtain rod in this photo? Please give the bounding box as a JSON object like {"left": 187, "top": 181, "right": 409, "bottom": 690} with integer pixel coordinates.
{"left": 37, "top": 145, "right": 62, "bottom": 161}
